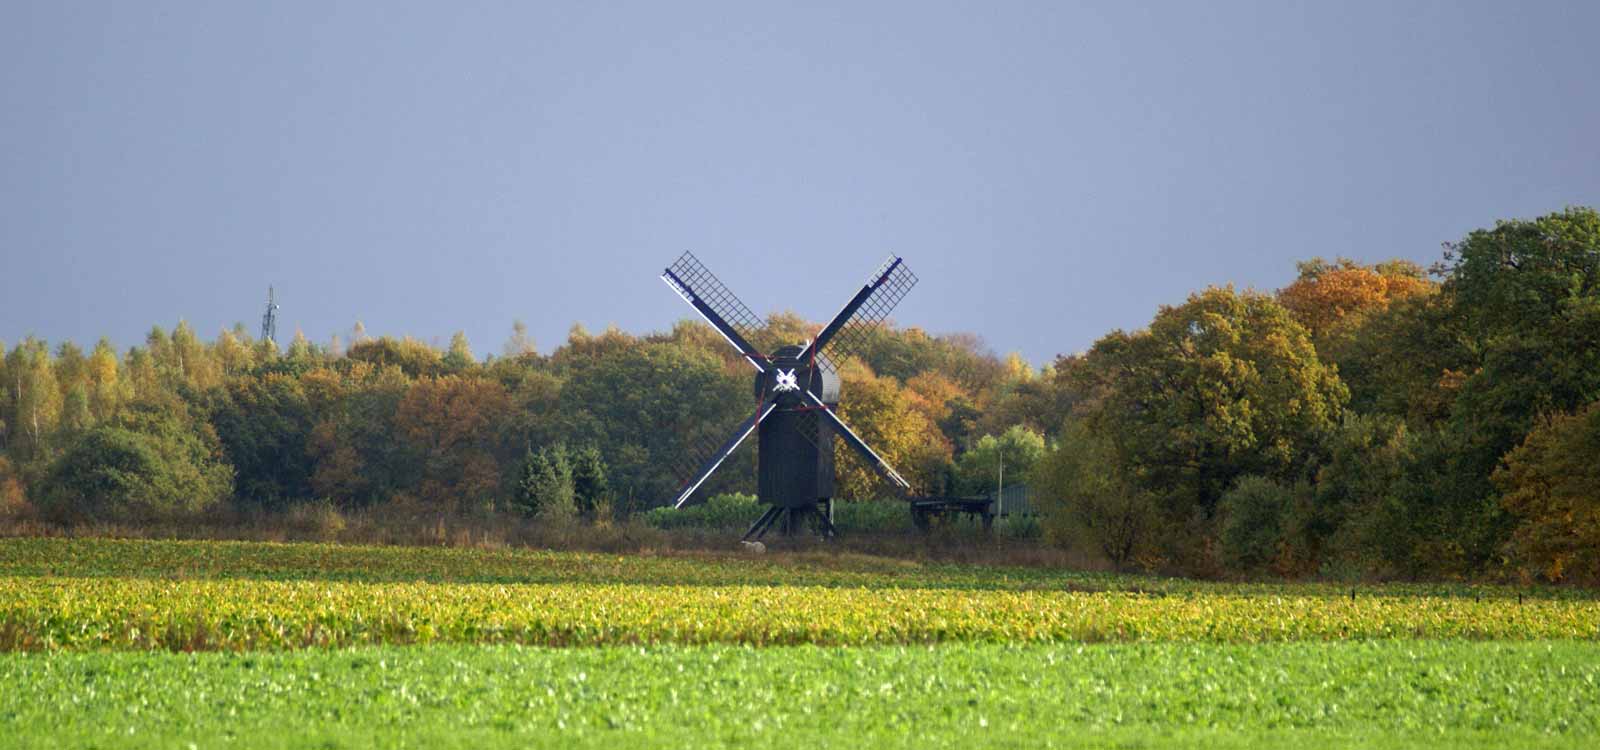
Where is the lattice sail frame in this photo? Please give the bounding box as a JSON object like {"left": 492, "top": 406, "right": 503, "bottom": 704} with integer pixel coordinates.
{"left": 663, "top": 251, "right": 775, "bottom": 356}
{"left": 813, "top": 255, "right": 918, "bottom": 373}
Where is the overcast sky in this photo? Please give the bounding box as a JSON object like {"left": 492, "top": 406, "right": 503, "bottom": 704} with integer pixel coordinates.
{"left": 3, "top": 1, "right": 1597, "bottom": 364}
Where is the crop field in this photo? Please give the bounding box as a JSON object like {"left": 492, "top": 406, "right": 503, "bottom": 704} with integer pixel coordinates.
{"left": 4, "top": 538, "right": 1599, "bottom": 748}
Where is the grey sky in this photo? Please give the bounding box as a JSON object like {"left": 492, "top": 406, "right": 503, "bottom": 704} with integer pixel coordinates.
{"left": 3, "top": 1, "right": 1597, "bottom": 365}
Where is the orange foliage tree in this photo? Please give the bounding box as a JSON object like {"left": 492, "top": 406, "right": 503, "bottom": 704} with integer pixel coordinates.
{"left": 1277, "top": 258, "right": 1434, "bottom": 339}
{"left": 394, "top": 375, "right": 511, "bottom": 514}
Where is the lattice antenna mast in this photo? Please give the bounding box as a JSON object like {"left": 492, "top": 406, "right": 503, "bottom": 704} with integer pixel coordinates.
{"left": 260, "top": 286, "right": 279, "bottom": 343}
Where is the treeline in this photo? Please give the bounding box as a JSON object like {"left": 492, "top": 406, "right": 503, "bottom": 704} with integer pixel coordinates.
{"left": 0, "top": 308, "right": 1045, "bottom": 526}
{"left": 1036, "top": 207, "right": 1600, "bottom": 583}
{"left": 2, "top": 206, "right": 1597, "bottom": 583}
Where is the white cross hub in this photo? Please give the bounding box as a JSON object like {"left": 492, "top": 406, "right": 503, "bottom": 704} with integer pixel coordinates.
{"left": 773, "top": 368, "right": 800, "bottom": 392}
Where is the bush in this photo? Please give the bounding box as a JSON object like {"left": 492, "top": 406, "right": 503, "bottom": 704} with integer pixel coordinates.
{"left": 0, "top": 457, "right": 31, "bottom": 518}
{"left": 283, "top": 499, "right": 347, "bottom": 538}
{"left": 834, "top": 499, "right": 915, "bottom": 534}
{"left": 1216, "top": 476, "right": 1295, "bottom": 574}
{"left": 641, "top": 495, "right": 914, "bottom": 534}
{"left": 38, "top": 404, "right": 233, "bottom": 522}
{"left": 641, "top": 493, "right": 760, "bottom": 530}
{"left": 995, "top": 513, "right": 1042, "bottom": 540}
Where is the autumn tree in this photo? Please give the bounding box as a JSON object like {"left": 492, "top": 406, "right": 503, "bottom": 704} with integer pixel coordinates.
{"left": 394, "top": 374, "right": 510, "bottom": 514}
{"left": 1495, "top": 401, "right": 1600, "bottom": 584}
{"left": 346, "top": 336, "right": 445, "bottom": 378}
{"left": 171, "top": 320, "right": 221, "bottom": 388}
{"left": 1277, "top": 257, "right": 1433, "bottom": 340}
{"left": 305, "top": 363, "right": 415, "bottom": 508}
{"left": 86, "top": 338, "right": 127, "bottom": 421}
{"left": 503, "top": 320, "right": 537, "bottom": 358}
{"left": 834, "top": 361, "right": 950, "bottom": 500}
{"left": 1065, "top": 287, "right": 1346, "bottom": 566}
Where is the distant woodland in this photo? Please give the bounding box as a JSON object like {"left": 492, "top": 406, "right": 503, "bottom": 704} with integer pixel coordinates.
{"left": 2, "top": 207, "right": 1598, "bottom": 583}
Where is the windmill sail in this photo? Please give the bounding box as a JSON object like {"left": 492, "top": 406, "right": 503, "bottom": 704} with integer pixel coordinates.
{"left": 670, "top": 401, "right": 777, "bottom": 508}
{"left": 799, "top": 255, "right": 918, "bottom": 373}
{"left": 661, "top": 252, "right": 771, "bottom": 371}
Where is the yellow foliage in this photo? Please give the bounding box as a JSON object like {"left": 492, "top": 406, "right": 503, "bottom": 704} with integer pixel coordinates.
{"left": 834, "top": 362, "right": 951, "bottom": 498}
{"left": 1496, "top": 401, "right": 1600, "bottom": 584}
{"left": 1277, "top": 259, "right": 1433, "bottom": 339}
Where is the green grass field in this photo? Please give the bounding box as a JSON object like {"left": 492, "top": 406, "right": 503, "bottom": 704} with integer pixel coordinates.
{"left": 3, "top": 538, "right": 1597, "bottom": 748}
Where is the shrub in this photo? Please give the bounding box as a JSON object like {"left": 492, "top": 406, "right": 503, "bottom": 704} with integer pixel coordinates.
{"left": 833, "top": 499, "right": 915, "bottom": 534}
{"left": 1216, "top": 476, "right": 1295, "bottom": 574}
{"left": 0, "top": 457, "right": 31, "bottom": 518}
{"left": 642, "top": 493, "right": 760, "bottom": 530}
{"left": 996, "top": 513, "right": 1042, "bottom": 540}
{"left": 38, "top": 403, "right": 233, "bottom": 522}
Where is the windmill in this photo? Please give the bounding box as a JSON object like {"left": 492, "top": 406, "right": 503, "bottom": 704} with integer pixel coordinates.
{"left": 659, "top": 252, "right": 918, "bottom": 540}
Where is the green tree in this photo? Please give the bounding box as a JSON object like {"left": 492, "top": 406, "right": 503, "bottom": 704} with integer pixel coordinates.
{"left": 953, "top": 425, "right": 1046, "bottom": 495}
{"left": 284, "top": 330, "right": 320, "bottom": 370}
{"left": 38, "top": 396, "right": 233, "bottom": 522}
{"left": 3, "top": 338, "right": 62, "bottom": 462}
{"left": 515, "top": 443, "right": 575, "bottom": 519}
{"left": 205, "top": 373, "right": 316, "bottom": 508}
{"left": 1215, "top": 475, "right": 1298, "bottom": 575}
{"left": 1068, "top": 287, "right": 1347, "bottom": 528}
{"left": 1334, "top": 293, "right": 1470, "bottom": 423}
{"left": 443, "top": 331, "right": 475, "bottom": 371}
{"left": 1441, "top": 206, "right": 1600, "bottom": 479}
{"left": 1034, "top": 419, "right": 1161, "bottom": 571}
{"left": 1301, "top": 414, "right": 1412, "bottom": 574}
{"left": 554, "top": 334, "right": 750, "bottom": 506}
{"left": 570, "top": 444, "right": 610, "bottom": 518}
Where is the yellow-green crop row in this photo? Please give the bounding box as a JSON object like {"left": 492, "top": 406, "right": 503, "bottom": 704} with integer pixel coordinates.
{"left": 7, "top": 538, "right": 1594, "bottom": 600}
{"left": 4, "top": 576, "right": 1598, "bottom": 651}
